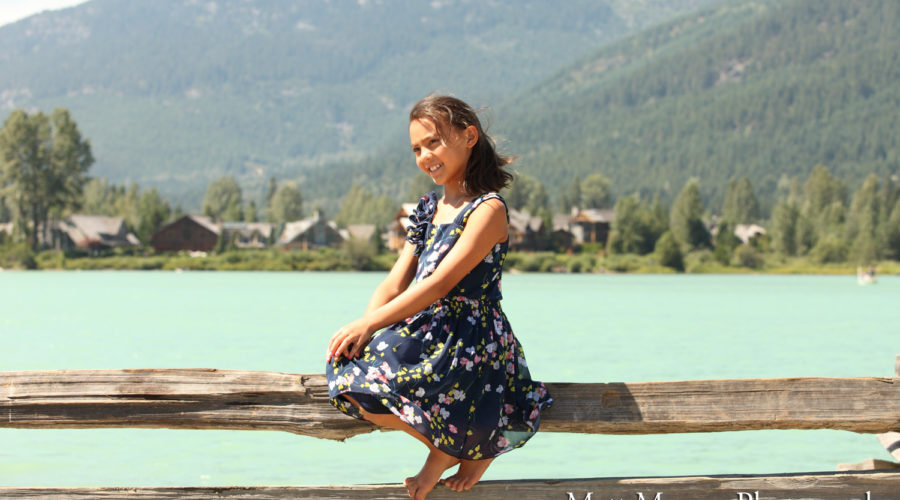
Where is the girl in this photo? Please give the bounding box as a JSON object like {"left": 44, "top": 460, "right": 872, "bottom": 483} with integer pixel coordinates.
{"left": 326, "top": 95, "right": 553, "bottom": 500}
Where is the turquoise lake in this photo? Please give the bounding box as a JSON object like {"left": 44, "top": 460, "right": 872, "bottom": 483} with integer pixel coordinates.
{"left": 0, "top": 271, "right": 897, "bottom": 487}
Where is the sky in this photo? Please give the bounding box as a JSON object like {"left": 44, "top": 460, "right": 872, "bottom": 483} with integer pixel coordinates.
{"left": 0, "top": 0, "right": 88, "bottom": 27}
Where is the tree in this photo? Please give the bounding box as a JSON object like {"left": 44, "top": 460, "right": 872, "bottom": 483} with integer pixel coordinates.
{"left": 770, "top": 199, "right": 800, "bottom": 256}
{"left": 407, "top": 173, "right": 435, "bottom": 201}
{"left": 336, "top": 183, "right": 395, "bottom": 228}
{"left": 265, "top": 176, "right": 278, "bottom": 207}
{"left": 203, "top": 176, "right": 243, "bottom": 221}
{"left": 245, "top": 200, "right": 258, "bottom": 222}
{"left": 580, "top": 173, "right": 613, "bottom": 209}
{"left": 654, "top": 231, "right": 684, "bottom": 272}
{"left": 0, "top": 108, "right": 93, "bottom": 250}
{"left": 136, "top": 188, "right": 171, "bottom": 243}
{"left": 268, "top": 181, "right": 304, "bottom": 222}
{"left": 883, "top": 202, "right": 900, "bottom": 260}
{"left": 721, "top": 177, "right": 759, "bottom": 224}
{"left": 846, "top": 174, "right": 881, "bottom": 263}
{"left": 561, "top": 175, "right": 582, "bottom": 212}
{"left": 608, "top": 194, "right": 662, "bottom": 255}
{"left": 669, "top": 179, "right": 709, "bottom": 250}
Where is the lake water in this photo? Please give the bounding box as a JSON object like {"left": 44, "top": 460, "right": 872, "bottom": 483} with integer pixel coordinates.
{"left": 0, "top": 271, "right": 897, "bottom": 487}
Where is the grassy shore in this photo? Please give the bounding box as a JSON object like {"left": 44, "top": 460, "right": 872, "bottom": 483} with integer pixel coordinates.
{"left": 1, "top": 245, "right": 896, "bottom": 275}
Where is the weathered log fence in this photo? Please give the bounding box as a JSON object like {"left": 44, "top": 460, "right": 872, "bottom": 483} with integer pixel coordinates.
{"left": 2, "top": 356, "right": 899, "bottom": 499}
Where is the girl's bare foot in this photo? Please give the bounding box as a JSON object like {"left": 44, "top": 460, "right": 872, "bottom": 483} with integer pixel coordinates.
{"left": 440, "top": 457, "right": 495, "bottom": 492}
{"left": 404, "top": 449, "right": 460, "bottom": 500}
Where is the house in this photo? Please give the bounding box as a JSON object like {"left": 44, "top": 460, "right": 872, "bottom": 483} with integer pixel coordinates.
{"left": 387, "top": 202, "right": 419, "bottom": 252}
{"left": 340, "top": 224, "right": 377, "bottom": 241}
{"left": 222, "top": 222, "right": 274, "bottom": 249}
{"left": 278, "top": 212, "right": 344, "bottom": 250}
{"left": 569, "top": 208, "right": 614, "bottom": 245}
{"left": 150, "top": 215, "right": 220, "bottom": 253}
{"left": 0, "top": 222, "right": 12, "bottom": 241}
{"left": 734, "top": 224, "right": 766, "bottom": 245}
{"left": 550, "top": 214, "right": 576, "bottom": 251}
{"left": 507, "top": 209, "right": 545, "bottom": 251}
{"left": 52, "top": 214, "right": 140, "bottom": 251}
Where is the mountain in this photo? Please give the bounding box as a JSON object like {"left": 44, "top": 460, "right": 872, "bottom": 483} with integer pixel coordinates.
{"left": 497, "top": 0, "right": 900, "bottom": 211}
{"left": 0, "top": 0, "right": 718, "bottom": 207}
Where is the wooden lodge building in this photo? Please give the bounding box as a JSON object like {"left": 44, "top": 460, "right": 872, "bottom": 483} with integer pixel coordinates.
{"left": 277, "top": 211, "right": 343, "bottom": 250}
{"left": 150, "top": 215, "right": 221, "bottom": 253}
{"left": 51, "top": 214, "right": 140, "bottom": 252}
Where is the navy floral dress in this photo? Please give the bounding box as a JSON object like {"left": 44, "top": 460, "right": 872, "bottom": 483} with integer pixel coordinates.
{"left": 327, "top": 191, "right": 553, "bottom": 460}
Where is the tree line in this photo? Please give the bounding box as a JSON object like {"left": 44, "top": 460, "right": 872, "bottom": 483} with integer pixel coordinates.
{"left": 3, "top": 108, "right": 899, "bottom": 271}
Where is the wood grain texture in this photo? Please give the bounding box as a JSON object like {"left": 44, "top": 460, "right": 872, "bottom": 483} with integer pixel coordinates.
{"left": 0, "top": 471, "right": 898, "bottom": 499}
{"left": 2, "top": 369, "right": 898, "bottom": 438}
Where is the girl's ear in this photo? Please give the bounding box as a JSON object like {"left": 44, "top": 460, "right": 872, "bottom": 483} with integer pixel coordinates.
{"left": 464, "top": 125, "right": 479, "bottom": 149}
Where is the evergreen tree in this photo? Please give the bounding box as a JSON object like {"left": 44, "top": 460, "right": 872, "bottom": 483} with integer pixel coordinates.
{"left": 770, "top": 199, "right": 800, "bottom": 256}
{"left": 245, "top": 200, "right": 258, "bottom": 222}
{"left": 846, "top": 174, "right": 881, "bottom": 263}
{"left": 136, "top": 188, "right": 171, "bottom": 243}
{"left": 564, "top": 175, "right": 582, "bottom": 212}
{"left": 721, "top": 177, "right": 759, "bottom": 224}
{"left": 669, "top": 179, "right": 709, "bottom": 250}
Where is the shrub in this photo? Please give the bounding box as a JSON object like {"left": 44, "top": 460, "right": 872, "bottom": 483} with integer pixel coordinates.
{"left": 654, "top": 231, "right": 684, "bottom": 272}
{"left": 733, "top": 244, "right": 764, "bottom": 269}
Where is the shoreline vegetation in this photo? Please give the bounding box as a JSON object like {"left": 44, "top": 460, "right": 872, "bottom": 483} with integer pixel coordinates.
{"left": 3, "top": 246, "right": 898, "bottom": 275}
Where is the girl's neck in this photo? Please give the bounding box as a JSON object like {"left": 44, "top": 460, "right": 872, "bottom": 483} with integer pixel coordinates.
{"left": 440, "top": 183, "right": 471, "bottom": 207}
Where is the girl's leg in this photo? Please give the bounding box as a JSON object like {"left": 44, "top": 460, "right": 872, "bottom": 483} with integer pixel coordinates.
{"left": 342, "top": 395, "right": 459, "bottom": 500}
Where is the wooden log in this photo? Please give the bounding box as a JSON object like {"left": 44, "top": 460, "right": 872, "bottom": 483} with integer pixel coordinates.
{"left": 0, "top": 471, "right": 898, "bottom": 499}
{"left": 837, "top": 458, "right": 900, "bottom": 471}
{"left": 1, "top": 369, "right": 898, "bottom": 438}
{"left": 875, "top": 355, "right": 900, "bottom": 461}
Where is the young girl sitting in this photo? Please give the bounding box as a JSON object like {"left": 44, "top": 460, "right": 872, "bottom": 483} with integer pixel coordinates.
{"left": 326, "top": 95, "right": 553, "bottom": 500}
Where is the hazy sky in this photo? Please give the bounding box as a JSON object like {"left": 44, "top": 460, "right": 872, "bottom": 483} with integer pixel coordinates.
{"left": 0, "top": 0, "right": 88, "bottom": 27}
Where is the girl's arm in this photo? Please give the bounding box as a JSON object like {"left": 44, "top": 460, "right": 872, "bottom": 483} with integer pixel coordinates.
{"left": 327, "top": 199, "right": 507, "bottom": 362}
{"left": 365, "top": 242, "right": 418, "bottom": 313}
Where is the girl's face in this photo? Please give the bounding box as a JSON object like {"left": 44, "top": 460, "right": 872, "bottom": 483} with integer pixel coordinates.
{"left": 409, "top": 117, "right": 477, "bottom": 189}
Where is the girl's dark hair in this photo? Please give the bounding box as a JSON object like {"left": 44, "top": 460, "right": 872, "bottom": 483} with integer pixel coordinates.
{"left": 409, "top": 95, "right": 514, "bottom": 195}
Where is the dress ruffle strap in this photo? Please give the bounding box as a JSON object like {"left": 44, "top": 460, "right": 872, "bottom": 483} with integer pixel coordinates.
{"left": 406, "top": 191, "right": 437, "bottom": 257}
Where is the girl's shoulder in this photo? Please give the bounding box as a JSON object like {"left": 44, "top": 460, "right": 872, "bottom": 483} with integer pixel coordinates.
{"left": 460, "top": 192, "right": 508, "bottom": 225}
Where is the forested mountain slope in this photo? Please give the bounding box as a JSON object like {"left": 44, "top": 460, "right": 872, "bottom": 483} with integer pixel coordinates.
{"left": 321, "top": 0, "right": 899, "bottom": 214}
{"left": 500, "top": 0, "right": 900, "bottom": 208}
{"left": 0, "top": 0, "right": 716, "bottom": 206}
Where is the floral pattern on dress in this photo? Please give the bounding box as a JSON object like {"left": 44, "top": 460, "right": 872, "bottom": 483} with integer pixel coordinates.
{"left": 327, "top": 191, "right": 553, "bottom": 460}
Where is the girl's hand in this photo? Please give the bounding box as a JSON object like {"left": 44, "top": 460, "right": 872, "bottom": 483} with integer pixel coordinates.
{"left": 326, "top": 317, "right": 376, "bottom": 363}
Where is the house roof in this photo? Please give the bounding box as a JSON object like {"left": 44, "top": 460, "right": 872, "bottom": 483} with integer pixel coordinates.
{"left": 59, "top": 214, "right": 139, "bottom": 247}
{"left": 222, "top": 221, "right": 273, "bottom": 239}
{"left": 734, "top": 224, "right": 766, "bottom": 245}
{"left": 186, "top": 215, "right": 221, "bottom": 235}
{"left": 347, "top": 224, "right": 376, "bottom": 240}
{"left": 509, "top": 209, "right": 543, "bottom": 233}
{"left": 571, "top": 208, "right": 615, "bottom": 223}
{"left": 279, "top": 212, "right": 341, "bottom": 244}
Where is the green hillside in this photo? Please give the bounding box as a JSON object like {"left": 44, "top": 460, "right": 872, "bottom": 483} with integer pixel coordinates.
{"left": 0, "top": 0, "right": 717, "bottom": 207}
{"left": 500, "top": 0, "right": 900, "bottom": 210}
{"left": 319, "top": 0, "right": 900, "bottom": 216}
